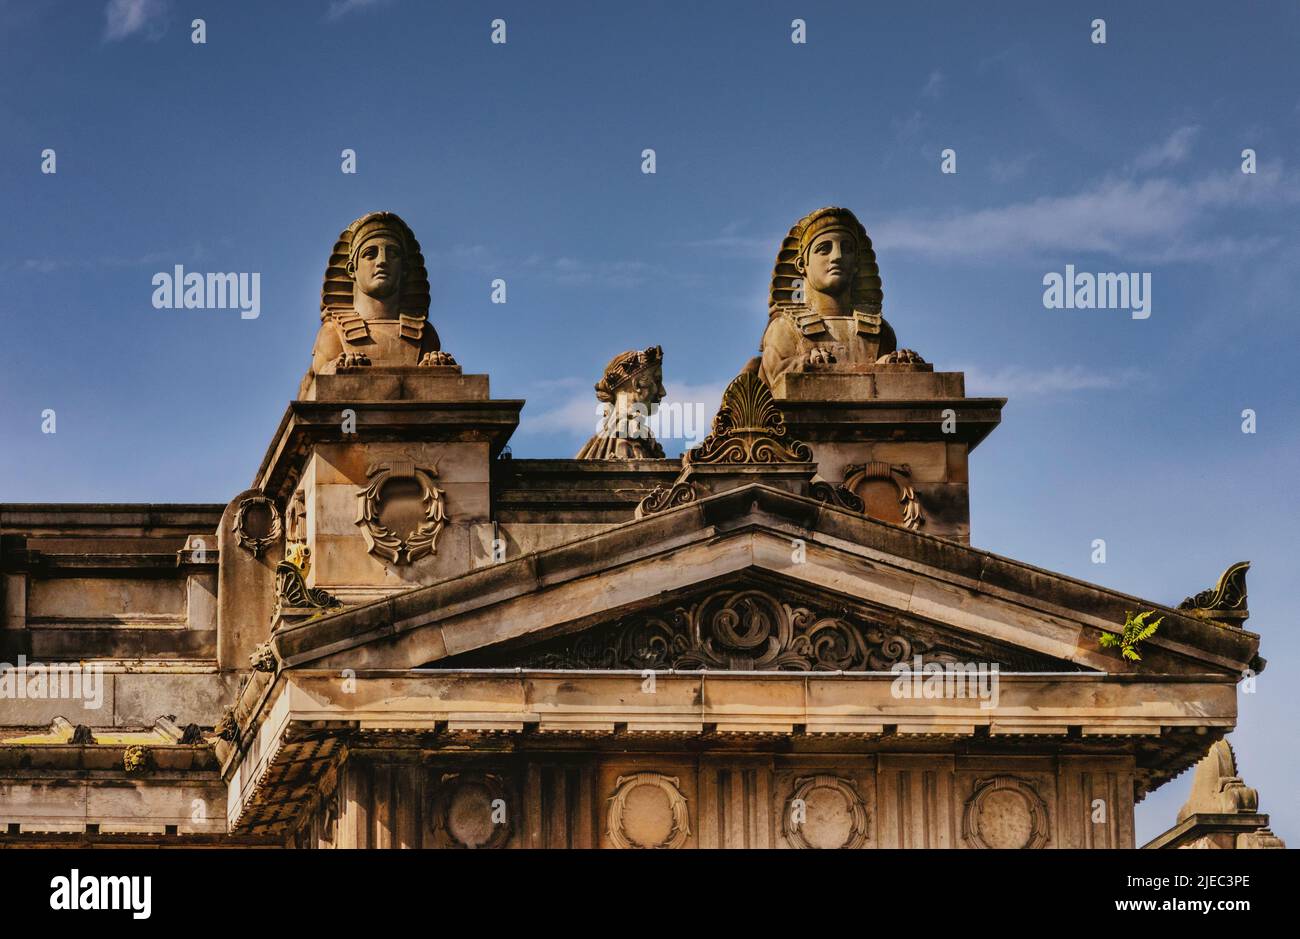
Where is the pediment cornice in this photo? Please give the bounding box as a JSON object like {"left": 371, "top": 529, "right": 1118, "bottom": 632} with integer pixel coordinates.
{"left": 268, "top": 484, "right": 1259, "bottom": 678}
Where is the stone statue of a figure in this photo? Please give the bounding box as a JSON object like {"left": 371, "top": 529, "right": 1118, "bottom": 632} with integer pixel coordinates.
{"left": 304, "top": 211, "right": 457, "bottom": 385}
{"left": 576, "top": 346, "right": 667, "bottom": 459}
{"left": 756, "top": 206, "right": 923, "bottom": 387}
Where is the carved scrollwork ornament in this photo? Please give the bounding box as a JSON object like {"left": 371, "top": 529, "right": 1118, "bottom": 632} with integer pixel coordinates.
{"left": 355, "top": 461, "right": 447, "bottom": 565}
{"left": 607, "top": 773, "right": 691, "bottom": 849}
{"left": 783, "top": 775, "right": 870, "bottom": 849}
{"left": 962, "top": 775, "right": 1050, "bottom": 849}
{"left": 231, "top": 495, "right": 282, "bottom": 558}
{"left": 513, "top": 587, "right": 967, "bottom": 672}
{"left": 634, "top": 480, "right": 698, "bottom": 519}
{"left": 810, "top": 480, "right": 865, "bottom": 513}
{"left": 274, "top": 542, "right": 342, "bottom": 615}
{"left": 1179, "top": 561, "right": 1250, "bottom": 626}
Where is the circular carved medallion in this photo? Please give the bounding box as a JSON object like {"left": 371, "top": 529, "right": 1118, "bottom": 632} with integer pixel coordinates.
{"left": 428, "top": 772, "right": 511, "bottom": 849}
{"left": 783, "top": 775, "right": 870, "bottom": 849}
{"left": 606, "top": 773, "right": 691, "bottom": 849}
{"left": 962, "top": 775, "right": 1050, "bottom": 849}
{"left": 232, "top": 495, "right": 282, "bottom": 558}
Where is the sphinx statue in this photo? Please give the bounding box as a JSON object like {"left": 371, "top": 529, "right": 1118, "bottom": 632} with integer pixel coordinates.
{"left": 576, "top": 346, "right": 667, "bottom": 459}
{"left": 302, "top": 211, "right": 457, "bottom": 390}
{"left": 756, "top": 206, "right": 924, "bottom": 387}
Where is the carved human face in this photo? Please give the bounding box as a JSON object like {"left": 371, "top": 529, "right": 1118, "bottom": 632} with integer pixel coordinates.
{"left": 800, "top": 229, "right": 858, "bottom": 297}
{"left": 614, "top": 364, "right": 666, "bottom": 417}
{"left": 350, "top": 234, "right": 404, "bottom": 299}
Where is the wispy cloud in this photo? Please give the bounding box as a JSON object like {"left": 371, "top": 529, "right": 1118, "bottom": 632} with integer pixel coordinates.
{"left": 103, "top": 0, "right": 168, "bottom": 42}
{"left": 960, "top": 364, "right": 1145, "bottom": 397}
{"left": 1133, "top": 125, "right": 1200, "bottom": 171}
{"left": 872, "top": 163, "right": 1297, "bottom": 264}
{"left": 921, "top": 70, "right": 945, "bottom": 99}
{"left": 326, "top": 0, "right": 395, "bottom": 22}
{"left": 989, "top": 151, "right": 1036, "bottom": 183}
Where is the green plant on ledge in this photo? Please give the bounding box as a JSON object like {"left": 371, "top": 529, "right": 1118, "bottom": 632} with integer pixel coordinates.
{"left": 1099, "top": 610, "right": 1164, "bottom": 661}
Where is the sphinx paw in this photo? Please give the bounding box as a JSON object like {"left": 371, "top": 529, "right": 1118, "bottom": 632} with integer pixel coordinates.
{"left": 333, "top": 352, "right": 371, "bottom": 369}
{"left": 876, "top": 348, "right": 927, "bottom": 366}
{"left": 806, "top": 347, "right": 837, "bottom": 367}
{"left": 419, "top": 351, "right": 458, "bottom": 368}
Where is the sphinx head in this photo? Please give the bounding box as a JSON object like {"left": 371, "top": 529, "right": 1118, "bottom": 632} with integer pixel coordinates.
{"left": 794, "top": 208, "right": 860, "bottom": 301}
{"left": 347, "top": 213, "right": 409, "bottom": 302}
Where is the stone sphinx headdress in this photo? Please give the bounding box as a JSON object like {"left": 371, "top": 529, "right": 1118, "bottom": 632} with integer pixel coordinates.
{"left": 320, "top": 211, "right": 431, "bottom": 322}
{"left": 768, "top": 206, "right": 883, "bottom": 319}
{"left": 594, "top": 345, "right": 664, "bottom": 403}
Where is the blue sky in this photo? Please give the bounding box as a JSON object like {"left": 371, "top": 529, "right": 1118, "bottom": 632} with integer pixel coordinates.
{"left": 1, "top": 0, "right": 1296, "bottom": 845}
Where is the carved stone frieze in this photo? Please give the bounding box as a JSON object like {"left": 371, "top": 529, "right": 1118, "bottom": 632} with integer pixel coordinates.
{"left": 783, "top": 775, "right": 870, "bottom": 849}
{"left": 355, "top": 461, "right": 447, "bottom": 565}
{"left": 494, "top": 586, "right": 1059, "bottom": 672}
{"left": 606, "top": 773, "right": 691, "bottom": 849}
{"left": 962, "top": 775, "right": 1050, "bottom": 849}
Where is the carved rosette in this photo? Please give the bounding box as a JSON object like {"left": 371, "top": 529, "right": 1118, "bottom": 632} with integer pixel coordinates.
{"left": 355, "top": 461, "right": 447, "bottom": 565}
{"left": 962, "top": 776, "right": 1050, "bottom": 849}
{"left": 842, "top": 461, "right": 924, "bottom": 530}
{"left": 231, "top": 495, "right": 282, "bottom": 558}
{"left": 783, "top": 775, "right": 870, "bottom": 849}
{"left": 606, "top": 773, "right": 691, "bottom": 849}
{"left": 428, "top": 772, "right": 512, "bottom": 849}
{"left": 684, "top": 371, "right": 812, "bottom": 466}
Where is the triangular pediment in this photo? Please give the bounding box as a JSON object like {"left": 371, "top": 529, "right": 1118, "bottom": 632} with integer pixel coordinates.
{"left": 438, "top": 571, "right": 1083, "bottom": 673}
{"left": 269, "top": 484, "right": 1258, "bottom": 679}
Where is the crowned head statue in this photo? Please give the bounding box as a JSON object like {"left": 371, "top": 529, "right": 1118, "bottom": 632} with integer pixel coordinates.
{"left": 757, "top": 206, "right": 923, "bottom": 387}
{"left": 576, "top": 346, "right": 668, "bottom": 460}
{"left": 304, "top": 211, "right": 457, "bottom": 383}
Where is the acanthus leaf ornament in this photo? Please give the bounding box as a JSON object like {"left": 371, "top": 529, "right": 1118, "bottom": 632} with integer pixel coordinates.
{"left": 355, "top": 461, "right": 447, "bottom": 565}
{"left": 684, "top": 371, "right": 812, "bottom": 467}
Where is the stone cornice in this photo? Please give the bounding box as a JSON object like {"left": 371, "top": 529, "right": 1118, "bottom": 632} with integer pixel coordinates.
{"left": 223, "top": 668, "right": 1239, "bottom": 835}
{"left": 265, "top": 484, "right": 1260, "bottom": 677}
{"left": 251, "top": 397, "right": 525, "bottom": 502}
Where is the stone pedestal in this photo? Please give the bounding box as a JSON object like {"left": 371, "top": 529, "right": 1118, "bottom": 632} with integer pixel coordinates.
{"left": 770, "top": 371, "right": 1004, "bottom": 543}
{"left": 252, "top": 370, "right": 523, "bottom": 603}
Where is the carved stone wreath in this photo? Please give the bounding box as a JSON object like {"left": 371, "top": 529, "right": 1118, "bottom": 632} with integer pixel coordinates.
{"left": 607, "top": 773, "right": 691, "bottom": 849}
{"left": 783, "top": 775, "right": 870, "bottom": 849}
{"left": 355, "top": 461, "right": 447, "bottom": 565}
{"left": 962, "top": 775, "right": 1050, "bottom": 849}
{"left": 428, "top": 771, "right": 512, "bottom": 849}
{"left": 842, "top": 461, "right": 924, "bottom": 530}
{"left": 231, "top": 495, "right": 282, "bottom": 558}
